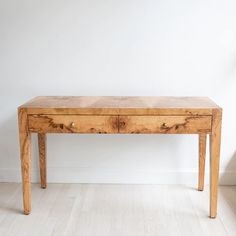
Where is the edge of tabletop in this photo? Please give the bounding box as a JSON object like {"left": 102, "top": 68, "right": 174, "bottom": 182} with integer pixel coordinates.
{"left": 17, "top": 107, "right": 222, "bottom": 116}
{"left": 17, "top": 96, "right": 222, "bottom": 116}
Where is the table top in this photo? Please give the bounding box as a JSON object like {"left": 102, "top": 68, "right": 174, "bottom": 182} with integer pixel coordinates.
{"left": 19, "top": 96, "right": 221, "bottom": 115}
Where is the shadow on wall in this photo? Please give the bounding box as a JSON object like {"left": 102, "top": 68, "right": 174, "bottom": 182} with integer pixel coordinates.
{"left": 0, "top": 113, "right": 19, "bottom": 181}
{"left": 0, "top": 111, "right": 194, "bottom": 184}
{"left": 0, "top": 111, "right": 235, "bottom": 186}
{"left": 220, "top": 151, "right": 236, "bottom": 185}
{"left": 0, "top": 112, "right": 38, "bottom": 182}
{"left": 219, "top": 151, "right": 236, "bottom": 217}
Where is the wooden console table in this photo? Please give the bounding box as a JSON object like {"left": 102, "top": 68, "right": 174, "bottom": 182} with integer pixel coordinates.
{"left": 18, "top": 96, "right": 222, "bottom": 218}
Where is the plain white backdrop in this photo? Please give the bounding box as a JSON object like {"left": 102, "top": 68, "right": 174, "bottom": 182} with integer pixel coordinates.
{"left": 0, "top": 0, "right": 235, "bottom": 184}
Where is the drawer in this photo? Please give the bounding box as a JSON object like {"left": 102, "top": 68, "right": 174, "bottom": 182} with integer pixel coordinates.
{"left": 28, "top": 115, "right": 118, "bottom": 133}
{"left": 119, "top": 116, "right": 212, "bottom": 134}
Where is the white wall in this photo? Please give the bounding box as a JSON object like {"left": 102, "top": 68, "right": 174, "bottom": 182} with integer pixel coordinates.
{"left": 0, "top": 0, "right": 236, "bottom": 184}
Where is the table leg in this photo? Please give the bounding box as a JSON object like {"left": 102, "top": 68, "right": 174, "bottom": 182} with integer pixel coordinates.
{"left": 210, "top": 108, "right": 222, "bottom": 218}
{"left": 18, "top": 108, "right": 31, "bottom": 215}
{"left": 38, "top": 133, "right": 47, "bottom": 189}
{"left": 198, "top": 134, "right": 206, "bottom": 191}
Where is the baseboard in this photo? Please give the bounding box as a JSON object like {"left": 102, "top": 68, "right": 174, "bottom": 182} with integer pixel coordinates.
{"left": 0, "top": 168, "right": 235, "bottom": 185}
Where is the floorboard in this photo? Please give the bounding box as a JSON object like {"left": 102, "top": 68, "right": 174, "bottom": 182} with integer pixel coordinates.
{"left": 0, "top": 183, "right": 235, "bottom": 236}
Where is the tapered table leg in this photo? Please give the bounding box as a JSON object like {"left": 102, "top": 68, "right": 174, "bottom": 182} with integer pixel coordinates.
{"left": 210, "top": 108, "right": 222, "bottom": 218}
{"left": 38, "top": 133, "right": 47, "bottom": 189}
{"left": 18, "top": 108, "right": 31, "bottom": 215}
{"left": 198, "top": 134, "right": 206, "bottom": 191}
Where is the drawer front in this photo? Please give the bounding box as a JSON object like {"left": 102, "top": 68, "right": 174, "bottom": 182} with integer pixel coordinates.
{"left": 119, "top": 116, "right": 212, "bottom": 134}
{"left": 28, "top": 115, "right": 118, "bottom": 133}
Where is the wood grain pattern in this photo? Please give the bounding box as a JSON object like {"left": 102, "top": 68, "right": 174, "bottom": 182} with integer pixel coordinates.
{"left": 17, "top": 96, "right": 222, "bottom": 217}
{"left": 119, "top": 116, "right": 212, "bottom": 134}
{"left": 210, "top": 108, "right": 222, "bottom": 218}
{"left": 198, "top": 134, "right": 207, "bottom": 191}
{"left": 20, "top": 96, "right": 219, "bottom": 115}
{"left": 28, "top": 115, "right": 118, "bottom": 133}
{"left": 38, "top": 133, "right": 47, "bottom": 189}
{"left": 18, "top": 108, "right": 31, "bottom": 215}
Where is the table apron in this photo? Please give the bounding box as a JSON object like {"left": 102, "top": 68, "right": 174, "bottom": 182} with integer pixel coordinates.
{"left": 28, "top": 114, "right": 212, "bottom": 134}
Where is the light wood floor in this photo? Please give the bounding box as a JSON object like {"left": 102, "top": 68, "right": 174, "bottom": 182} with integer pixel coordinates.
{"left": 0, "top": 184, "right": 236, "bottom": 236}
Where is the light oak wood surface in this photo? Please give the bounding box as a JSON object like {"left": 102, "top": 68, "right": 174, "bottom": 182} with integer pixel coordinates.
{"left": 210, "top": 108, "right": 222, "bottom": 218}
{"left": 18, "top": 96, "right": 222, "bottom": 218}
{"left": 18, "top": 108, "right": 31, "bottom": 215}
{"left": 20, "top": 96, "right": 220, "bottom": 115}
{"left": 38, "top": 133, "right": 47, "bottom": 189}
{"left": 29, "top": 115, "right": 118, "bottom": 133}
{"left": 119, "top": 115, "right": 211, "bottom": 134}
{"left": 198, "top": 134, "right": 207, "bottom": 191}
